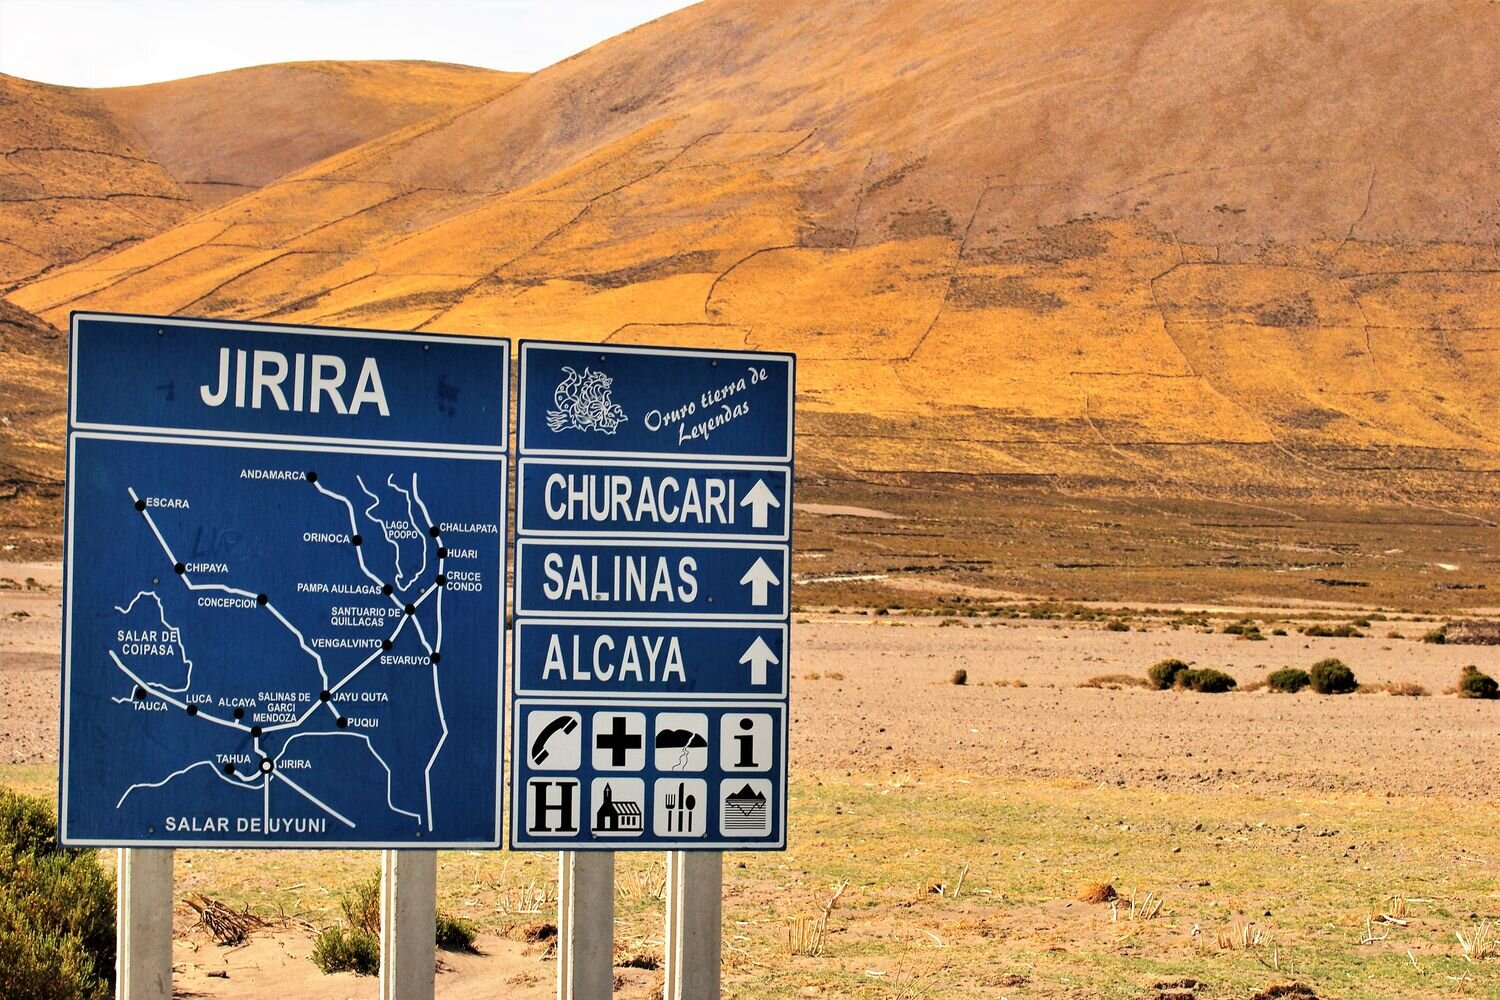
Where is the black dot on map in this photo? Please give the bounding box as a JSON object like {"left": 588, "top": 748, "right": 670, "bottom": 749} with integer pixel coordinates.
{"left": 251, "top": 726, "right": 263, "bottom": 737}
{"left": 222, "top": 763, "right": 235, "bottom": 775}
{"left": 174, "top": 562, "right": 185, "bottom": 575}
{"left": 435, "top": 574, "right": 446, "bottom": 587}
{"left": 305, "top": 471, "right": 317, "bottom": 483}
{"left": 256, "top": 594, "right": 268, "bottom": 606}
{"left": 134, "top": 500, "right": 146, "bottom": 512}
{"left": 429, "top": 653, "right": 441, "bottom": 665}
{"left": 437, "top": 547, "right": 447, "bottom": 559}
{"left": 428, "top": 525, "right": 441, "bottom": 538}
{"left": 320, "top": 690, "right": 330, "bottom": 702}
{"left": 259, "top": 758, "right": 273, "bottom": 774}
{"left": 404, "top": 604, "right": 415, "bottom": 616}
{"left": 186, "top": 704, "right": 198, "bottom": 716}
{"left": 233, "top": 707, "right": 245, "bottom": 720}
{"left": 336, "top": 717, "right": 348, "bottom": 729}
{"left": 134, "top": 686, "right": 146, "bottom": 701}
{"left": 382, "top": 639, "right": 393, "bottom": 651}
{"left": 352, "top": 534, "right": 363, "bottom": 546}
{"left": 382, "top": 584, "right": 393, "bottom": 596}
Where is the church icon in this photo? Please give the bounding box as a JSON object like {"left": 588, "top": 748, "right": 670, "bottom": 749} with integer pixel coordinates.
{"left": 590, "top": 778, "right": 644, "bottom": 836}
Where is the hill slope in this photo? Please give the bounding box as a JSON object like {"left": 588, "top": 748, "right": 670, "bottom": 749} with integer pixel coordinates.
{"left": 95, "top": 61, "right": 526, "bottom": 208}
{"left": 6, "top": 0, "right": 1499, "bottom": 590}
{"left": 0, "top": 62, "right": 523, "bottom": 290}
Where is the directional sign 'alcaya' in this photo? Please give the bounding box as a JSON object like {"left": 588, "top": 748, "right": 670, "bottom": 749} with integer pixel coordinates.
{"left": 511, "top": 341, "right": 794, "bottom": 850}
{"left": 61, "top": 314, "right": 508, "bottom": 848}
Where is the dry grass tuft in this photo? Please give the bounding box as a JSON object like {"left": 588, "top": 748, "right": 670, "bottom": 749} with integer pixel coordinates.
{"left": 1456, "top": 919, "right": 1495, "bottom": 962}
{"left": 1079, "top": 673, "right": 1150, "bottom": 690}
{"left": 1078, "top": 881, "right": 1117, "bottom": 904}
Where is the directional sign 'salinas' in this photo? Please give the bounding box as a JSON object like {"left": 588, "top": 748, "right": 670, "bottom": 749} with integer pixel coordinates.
{"left": 61, "top": 314, "right": 509, "bottom": 848}
{"left": 511, "top": 341, "right": 794, "bottom": 851}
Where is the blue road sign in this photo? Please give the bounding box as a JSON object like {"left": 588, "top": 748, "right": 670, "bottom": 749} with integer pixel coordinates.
{"left": 515, "top": 539, "right": 788, "bottom": 619}
{"left": 61, "top": 314, "right": 508, "bottom": 848}
{"left": 516, "top": 458, "right": 789, "bottom": 541}
{"left": 514, "top": 620, "right": 788, "bottom": 699}
{"left": 510, "top": 340, "right": 793, "bottom": 851}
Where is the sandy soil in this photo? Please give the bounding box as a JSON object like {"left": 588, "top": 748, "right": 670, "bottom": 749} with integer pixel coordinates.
{"left": 4, "top": 565, "right": 1497, "bottom": 997}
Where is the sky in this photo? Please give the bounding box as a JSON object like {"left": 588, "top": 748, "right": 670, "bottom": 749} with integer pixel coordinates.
{"left": 0, "top": 0, "right": 700, "bottom": 87}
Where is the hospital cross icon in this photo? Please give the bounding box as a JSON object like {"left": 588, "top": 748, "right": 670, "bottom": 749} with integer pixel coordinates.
{"left": 592, "top": 711, "right": 646, "bottom": 770}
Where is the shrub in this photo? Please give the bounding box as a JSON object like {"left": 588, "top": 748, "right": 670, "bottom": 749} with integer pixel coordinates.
{"left": 435, "top": 912, "right": 478, "bottom": 952}
{"left": 950, "top": 669, "right": 968, "bottom": 685}
{"left": 1106, "top": 620, "right": 1130, "bottom": 632}
{"left": 1178, "top": 668, "right": 1237, "bottom": 693}
{"left": 1422, "top": 626, "right": 1447, "bottom": 644}
{"left": 1148, "top": 659, "right": 1190, "bottom": 690}
{"left": 0, "top": 789, "right": 115, "bottom": 1000}
{"left": 1309, "top": 658, "right": 1357, "bottom": 694}
{"left": 1267, "top": 668, "right": 1311, "bottom": 693}
{"left": 311, "top": 926, "right": 379, "bottom": 975}
{"left": 1458, "top": 666, "right": 1499, "bottom": 700}
{"left": 340, "top": 873, "right": 381, "bottom": 935}
{"left": 1303, "top": 624, "right": 1362, "bottom": 638}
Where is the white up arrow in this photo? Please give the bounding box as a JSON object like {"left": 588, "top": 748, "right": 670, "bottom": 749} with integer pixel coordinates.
{"left": 738, "top": 635, "right": 779, "bottom": 686}
{"left": 738, "top": 557, "right": 780, "bottom": 607}
{"left": 738, "top": 478, "right": 781, "bottom": 529}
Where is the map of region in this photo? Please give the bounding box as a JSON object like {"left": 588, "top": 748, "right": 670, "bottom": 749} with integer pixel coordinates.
{"left": 62, "top": 434, "right": 506, "bottom": 846}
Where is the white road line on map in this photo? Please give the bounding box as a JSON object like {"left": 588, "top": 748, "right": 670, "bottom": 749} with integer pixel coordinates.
{"left": 387, "top": 474, "right": 428, "bottom": 586}
{"left": 279, "top": 732, "right": 423, "bottom": 823}
{"left": 313, "top": 480, "right": 387, "bottom": 590}
{"left": 423, "top": 661, "right": 449, "bottom": 832}
{"left": 108, "top": 652, "right": 246, "bottom": 733}
{"left": 126, "top": 487, "right": 180, "bottom": 565}
{"left": 264, "top": 604, "right": 331, "bottom": 690}
{"left": 112, "top": 590, "right": 195, "bottom": 692}
{"left": 357, "top": 475, "right": 407, "bottom": 587}
{"left": 273, "top": 771, "right": 356, "bottom": 829}
{"left": 116, "top": 759, "right": 260, "bottom": 808}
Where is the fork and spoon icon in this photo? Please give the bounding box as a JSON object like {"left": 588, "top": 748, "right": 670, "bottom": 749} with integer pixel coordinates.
{"left": 663, "top": 782, "right": 697, "bottom": 833}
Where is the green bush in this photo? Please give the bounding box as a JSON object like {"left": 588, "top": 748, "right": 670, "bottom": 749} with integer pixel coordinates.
{"left": 1178, "top": 668, "right": 1237, "bottom": 693}
{"left": 1421, "top": 626, "right": 1447, "bottom": 644}
{"left": 435, "top": 912, "right": 478, "bottom": 952}
{"left": 0, "top": 789, "right": 115, "bottom": 1000}
{"left": 1458, "top": 666, "right": 1499, "bottom": 700}
{"left": 1267, "top": 668, "right": 1311, "bottom": 693}
{"left": 1303, "top": 624, "right": 1363, "bottom": 638}
{"left": 949, "top": 668, "right": 967, "bottom": 685}
{"left": 1309, "top": 658, "right": 1357, "bottom": 694}
{"left": 311, "top": 926, "right": 379, "bottom": 976}
{"left": 1106, "top": 620, "right": 1130, "bottom": 632}
{"left": 340, "top": 873, "right": 381, "bottom": 935}
{"left": 1148, "top": 659, "right": 1190, "bottom": 690}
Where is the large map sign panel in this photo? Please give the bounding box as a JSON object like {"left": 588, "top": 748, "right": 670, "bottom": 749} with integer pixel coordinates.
{"left": 61, "top": 314, "right": 508, "bottom": 848}
{"left": 511, "top": 340, "right": 793, "bottom": 851}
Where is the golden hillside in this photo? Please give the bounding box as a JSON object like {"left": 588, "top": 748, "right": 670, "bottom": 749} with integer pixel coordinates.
{"left": 0, "top": 62, "right": 523, "bottom": 289}
{"left": 96, "top": 61, "right": 526, "bottom": 208}
{"left": 5, "top": 0, "right": 1499, "bottom": 580}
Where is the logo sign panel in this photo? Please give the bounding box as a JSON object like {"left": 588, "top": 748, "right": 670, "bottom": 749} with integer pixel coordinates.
{"left": 510, "top": 340, "right": 794, "bottom": 850}
{"left": 61, "top": 313, "right": 508, "bottom": 848}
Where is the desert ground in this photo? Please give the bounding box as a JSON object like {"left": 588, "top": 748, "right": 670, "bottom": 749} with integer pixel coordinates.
{"left": 3, "top": 556, "right": 1497, "bottom": 999}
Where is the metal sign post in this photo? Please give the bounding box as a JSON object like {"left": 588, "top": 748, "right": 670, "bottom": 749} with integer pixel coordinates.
{"left": 380, "top": 849, "right": 437, "bottom": 1000}
{"left": 61, "top": 313, "right": 510, "bottom": 997}
{"left": 558, "top": 850, "right": 615, "bottom": 999}
{"left": 509, "top": 341, "right": 794, "bottom": 997}
{"left": 116, "top": 848, "right": 173, "bottom": 1000}
{"left": 664, "top": 850, "right": 722, "bottom": 1000}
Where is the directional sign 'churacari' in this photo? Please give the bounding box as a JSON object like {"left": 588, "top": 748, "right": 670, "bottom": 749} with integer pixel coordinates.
{"left": 61, "top": 314, "right": 508, "bottom": 848}
{"left": 511, "top": 341, "right": 793, "bottom": 850}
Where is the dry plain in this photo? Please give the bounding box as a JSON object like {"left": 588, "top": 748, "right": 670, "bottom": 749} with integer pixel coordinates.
{"left": 4, "top": 557, "right": 1498, "bottom": 999}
